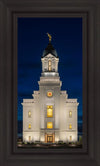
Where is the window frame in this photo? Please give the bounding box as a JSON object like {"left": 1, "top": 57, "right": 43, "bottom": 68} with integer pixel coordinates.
{"left": 48, "top": 59, "right": 52, "bottom": 71}
{"left": 28, "top": 111, "right": 31, "bottom": 118}
{"left": 28, "top": 124, "right": 31, "bottom": 129}
{"left": 69, "top": 124, "right": 72, "bottom": 129}
{"left": 47, "top": 105, "right": 53, "bottom": 117}
{"left": 69, "top": 110, "right": 72, "bottom": 118}
{"left": 47, "top": 122, "right": 53, "bottom": 129}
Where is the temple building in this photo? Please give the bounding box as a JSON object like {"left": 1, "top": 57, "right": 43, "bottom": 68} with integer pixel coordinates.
{"left": 22, "top": 33, "right": 79, "bottom": 143}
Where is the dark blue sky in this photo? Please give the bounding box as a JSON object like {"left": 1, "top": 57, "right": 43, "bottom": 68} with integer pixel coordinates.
{"left": 18, "top": 18, "right": 82, "bottom": 122}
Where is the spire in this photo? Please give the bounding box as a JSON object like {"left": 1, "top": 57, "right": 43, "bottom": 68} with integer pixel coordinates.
{"left": 42, "top": 33, "right": 58, "bottom": 58}
{"left": 47, "top": 33, "right": 52, "bottom": 42}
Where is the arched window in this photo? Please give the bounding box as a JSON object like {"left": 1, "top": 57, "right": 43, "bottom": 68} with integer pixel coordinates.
{"left": 29, "top": 136, "right": 31, "bottom": 141}
{"left": 69, "top": 124, "right": 72, "bottom": 129}
{"left": 28, "top": 111, "right": 31, "bottom": 117}
{"left": 69, "top": 111, "right": 72, "bottom": 117}
{"left": 48, "top": 60, "right": 52, "bottom": 71}
{"left": 28, "top": 124, "right": 31, "bottom": 129}
{"left": 70, "top": 136, "right": 72, "bottom": 141}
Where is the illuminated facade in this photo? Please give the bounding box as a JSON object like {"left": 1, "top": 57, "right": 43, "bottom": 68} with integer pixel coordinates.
{"left": 22, "top": 35, "right": 79, "bottom": 143}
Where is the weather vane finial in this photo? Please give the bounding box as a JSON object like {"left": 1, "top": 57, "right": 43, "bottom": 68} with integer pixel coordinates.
{"left": 47, "top": 33, "right": 52, "bottom": 42}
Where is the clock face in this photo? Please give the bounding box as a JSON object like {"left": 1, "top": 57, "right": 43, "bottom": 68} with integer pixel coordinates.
{"left": 47, "top": 91, "right": 52, "bottom": 97}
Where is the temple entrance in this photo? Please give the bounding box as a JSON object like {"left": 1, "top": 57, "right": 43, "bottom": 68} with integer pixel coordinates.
{"left": 47, "top": 135, "right": 53, "bottom": 143}
{"left": 45, "top": 133, "right": 55, "bottom": 143}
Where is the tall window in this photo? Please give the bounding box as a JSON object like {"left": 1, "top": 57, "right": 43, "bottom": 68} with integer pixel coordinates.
{"left": 70, "top": 136, "right": 72, "bottom": 141}
{"left": 69, "top": 111, "right": 72, "bottom": 117}
{"left": 28, "top": 111, "right": 31, "bottom": 117}
{"left": 47, "top": 122, "right": 53, "bottom": 129}
{"left": 28, "top": 124, "right": 31, "bottom": 129}
{"left": 47, "top": 105, "right": 53, "bottom": 117}
{"left": 29, "top": 136, "right": 31, "bottom": 141}
{"left": 48, "top": 60, "right": 52, "bottom": 71}
{"left": 69, "top": 124, "right": 72, "bottom": 129}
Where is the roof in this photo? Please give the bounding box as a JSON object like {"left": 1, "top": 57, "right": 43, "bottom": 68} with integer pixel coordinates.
{"left": 42, "top": 42, "right": 58, "bottom": 58}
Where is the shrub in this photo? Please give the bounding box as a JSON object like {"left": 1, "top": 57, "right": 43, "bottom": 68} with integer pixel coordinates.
{"left": 24, "top": 142, "right": 27, "bottom": 144}
{"left": 58, "top": 141, "right": 63, "bottom": 144}
{"left": 79, "top": 136, "right": 82, "bottom": 145}
{"left": 35, "top": 141, "right": 40, "bottom": 144}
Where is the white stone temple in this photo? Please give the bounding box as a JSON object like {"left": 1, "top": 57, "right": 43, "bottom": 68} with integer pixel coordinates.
{"left": 22, "top": 33, "right": 79, "bottom": 143}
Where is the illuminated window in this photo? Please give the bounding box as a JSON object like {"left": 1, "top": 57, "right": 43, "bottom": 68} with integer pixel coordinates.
{"left": 28, "top": 124, "right": 31, "bottom": 129}
{"left": 47, "top": 105, "right": 53, "bottom": 109}
{"left": 47, "top": 122, "right": 53, "bottom": 129}
{"left": 28, "top": 111, "right": 31, "bottom": 117}
{"left": 69, "top": 111, "right": 72, "bottom": 117}
{"left": 47, "top": 106, "right": 53, "bottom": 117}
{"left": 48, "top": 60, "right": 52, "bottom": 71}
{"left": 29, "top": 136, "right": 31, "bottom": 141}
{"left": 47, "top": 91, "right": 52, "bottom": 97}
{"left": 70, "top": 136, "right": 72, "bottom": 141}
{"left": 69, "top": 124, "right": 72, "bottom": 129}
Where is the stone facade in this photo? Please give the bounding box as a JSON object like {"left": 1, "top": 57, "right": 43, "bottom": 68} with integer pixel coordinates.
{"left": 22, "top": 41, "right": 79, "bottom": 143}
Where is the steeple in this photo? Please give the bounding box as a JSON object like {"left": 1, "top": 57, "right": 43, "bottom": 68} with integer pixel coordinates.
{"left": 41, "top": 33, "right": 59, "bottom": 77}
{"left": 42, "top": 33, "right": 58, "bottom": 58}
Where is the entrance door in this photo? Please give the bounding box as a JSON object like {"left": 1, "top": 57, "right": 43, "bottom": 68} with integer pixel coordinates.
{"left": 45, "top": 134, "right": 54, "bottom": 143}
{"left": 47, "top": 135, "right": 53, "bottom": 143}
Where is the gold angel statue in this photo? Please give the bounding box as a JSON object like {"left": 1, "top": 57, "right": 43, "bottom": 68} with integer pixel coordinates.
{"left": 47, "top": 33, "right": 52, "bottom": 42}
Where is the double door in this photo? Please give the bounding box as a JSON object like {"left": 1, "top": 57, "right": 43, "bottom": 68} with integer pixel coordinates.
{"left": 47, "top": 135, "right": 53, "bottom": 142}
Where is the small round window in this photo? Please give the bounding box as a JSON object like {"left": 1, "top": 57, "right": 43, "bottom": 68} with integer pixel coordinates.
{"left": 47, "top": 91, "right": 52, "bottom": 97}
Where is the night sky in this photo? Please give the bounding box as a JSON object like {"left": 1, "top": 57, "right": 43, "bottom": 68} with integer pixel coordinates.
{"left": 17, "top": 18, "right": 82, "bottom": 135}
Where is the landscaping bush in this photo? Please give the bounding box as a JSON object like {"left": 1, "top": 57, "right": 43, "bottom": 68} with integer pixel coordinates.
{"left": 58, "top": 141, "right": 63, "bottom": 144}
{"left": 79, "top": 136, "right": 82, "bottom": 145}
{"left": 35, "top": 141, "right": 40, "bottom": 144}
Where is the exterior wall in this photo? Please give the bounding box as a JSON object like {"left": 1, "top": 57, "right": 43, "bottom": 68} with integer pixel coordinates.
{"left": 22, "top": 102, "right": 34, "bottom": 142}
{"left": 59, "top": 92, "right": 78, "bottom": 142}
{"left": 66, "top": 131, "right": 77, "bottom": 142}
{"left": 38, "top": 76, "right": 61, "bottom": 130}
{"left": 22, "top": 53, "right": 79, "bottom": 143}
{"left": 23, "top": 103, "right": 34, "bottom": 132}
{"left": 54, "top": 86, "right": 60, "bottom": 129}
{"left": 22, "top": 83, "right": 78, "bottom": 143}
{"left": 23, "top": 132, "right": 40, "bottom": 142}
{"left": 23, "top": 132, "right": 34, "bottom": 142}
{"left": 41, "top": 53, "right": 59, "bottom": 73}
{"left": 55, "top": 131, "right": 59, "bottom": 142}
{"left": 38, "top": 75, "right": 61, "bottom": 143}
{"left": 66, "top": 101, "right": 78, "bottom": 142}
{"left": 22, "top": 92, "right": 40, "bottom": 142}
{"left": 66, "top": 102, "right": 78, "bottom": 131}
{"left": 59, "top": 91, "right": 68, "bottom": 131}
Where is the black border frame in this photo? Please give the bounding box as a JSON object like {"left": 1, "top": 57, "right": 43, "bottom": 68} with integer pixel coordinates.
{"left": 0, "top": 0, "right": 100, "bottom": 166}
{"left": 15, "top": 13, "right": 87, "bottom": 154}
